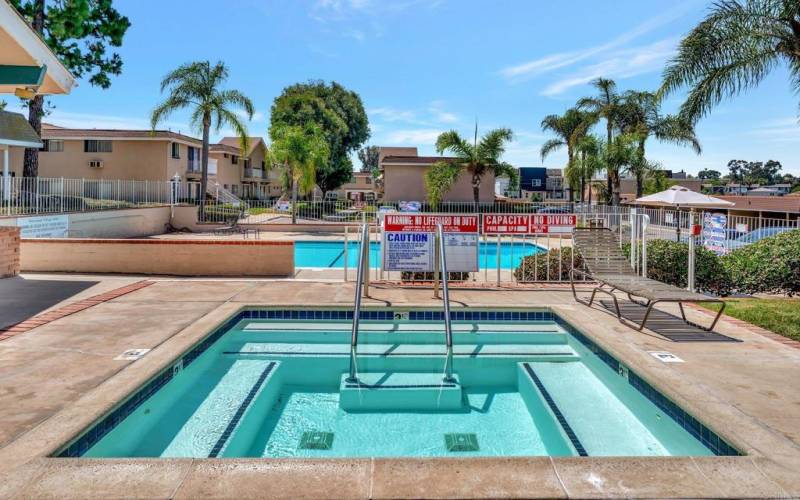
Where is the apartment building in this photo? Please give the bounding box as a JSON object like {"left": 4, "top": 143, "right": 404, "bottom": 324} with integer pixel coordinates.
{"left": 6, "top": 126, "right": 283, "bottom": 199}
{"left": 333, "top": 171, "right": 377, "bottom": 201}
{"left": 377, "top": 147, "right": 495, "bottom": 203}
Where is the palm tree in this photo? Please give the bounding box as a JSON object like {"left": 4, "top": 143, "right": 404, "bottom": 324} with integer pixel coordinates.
{"left": 660, "top": 0, "right": 800, "bottom": 123}
{"left": 577, "top": 78, "right": 622, "bottom": 205}
{"left": 269, "top": 124, "right": 329, "bottom": 224}
{"left": 540, "top": 108, "right": 593, "bottom": 201}
{"left": 573, "top": 135, "right": 603, "bottom": 204}
{"left": 151, "top": 61, "right": 254, "bottom": 219}
{"left": 618, "top": 90, "right": 702, "bottom": 197}
{"left": 425, "top": 125, "right": 516, "bottom": 208}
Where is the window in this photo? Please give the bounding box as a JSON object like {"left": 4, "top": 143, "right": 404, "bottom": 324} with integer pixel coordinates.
{"left": 41, "top": 139, "right": 64, "bottom": 152}
{"left": 365, "top": 177, "right": 372, "bottom": 185}
{"left": 244, "top": 158, "right": 251, "bottom": 169}
{"left": 84, "top": 140, "right": 112, "bottom": 153}
{"left": 171, "top": 142, "right": 180, "bottom": 159}
{"left": 261, "top": 160, "right": 266, "bottom": 169}
{"left": 231, "top": 155, "right": 239, "bottom": 165}
{"left": 531, "top": 179, "right": 542, "bottom": 188}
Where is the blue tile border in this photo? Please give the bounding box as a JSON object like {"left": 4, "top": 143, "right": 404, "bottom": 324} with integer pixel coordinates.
{"left": 556, "top": 317, "right": 741, "bottom": 457}
{"left": 208, "top": 362, "right": 276, "bottom": 458}
{"left": 523, "top": 363, "right": 588, "bottom": 456}
{"left": 55, "top": 306, "right": 739, "bottom": 458}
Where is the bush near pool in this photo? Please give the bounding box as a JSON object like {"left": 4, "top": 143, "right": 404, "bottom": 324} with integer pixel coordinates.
{"left": 513, "top": 248, "right": 582, "bottom": 282}
{"left": 512, "top": 229, "right": 800, "bottom": 297}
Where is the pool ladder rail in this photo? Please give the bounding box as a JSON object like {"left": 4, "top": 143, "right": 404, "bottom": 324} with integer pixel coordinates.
{"left": 346, "top": 223, "right": 456, "bottom": 384}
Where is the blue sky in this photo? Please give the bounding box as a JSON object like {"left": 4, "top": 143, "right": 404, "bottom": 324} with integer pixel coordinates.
{"left": 12, "top": 0, "right": 800, "bottom": 175}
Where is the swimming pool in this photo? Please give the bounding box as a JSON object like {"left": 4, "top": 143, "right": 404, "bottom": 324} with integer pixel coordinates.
{"left": 59, "top": 309, "right": 739, "bottom": 459}
{"left": 295, "top": 240, "right": 543, "bottom": 269}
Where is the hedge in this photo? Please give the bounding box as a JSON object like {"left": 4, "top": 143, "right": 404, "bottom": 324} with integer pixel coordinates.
{"left": 724, "top": 229, "right": 800, "bottom": 296}
{"left": 624, "top": 240, "right": 733, "bottom": 296}
{"left": 513, "top": 248, "right": 582, "bottom": 282}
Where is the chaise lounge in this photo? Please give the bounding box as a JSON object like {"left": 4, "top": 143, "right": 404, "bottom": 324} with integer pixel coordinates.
{"left": 569, "top": 227, "right": 726, "bottom": 332}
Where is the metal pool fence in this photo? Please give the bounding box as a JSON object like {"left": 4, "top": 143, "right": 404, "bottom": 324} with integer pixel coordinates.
{"left": 0, "top": 176, "right": 201, "bottom": 215}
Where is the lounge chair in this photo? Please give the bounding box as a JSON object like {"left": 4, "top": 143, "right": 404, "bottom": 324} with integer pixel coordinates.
{"left": 569, "top": 227, "right": 726, "bottom": 332}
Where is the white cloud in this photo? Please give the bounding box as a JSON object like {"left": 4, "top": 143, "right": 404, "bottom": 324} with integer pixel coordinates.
{"left": 234, "top": 109, "right": 265, "bottom": 122}
{"left": 501, "top": 3, "right": 688, "bottom": 82}
{"left": 368, "top": 107, "right": 418, "bottom": 123}
{"left": 428, "top": 100, "right": 458, "bottom": 124}
{"left": 540, "top": 38, "right": 678, "bottom": 96}
{"left": 747, "top": 117, "right": 800, "bottom": 143}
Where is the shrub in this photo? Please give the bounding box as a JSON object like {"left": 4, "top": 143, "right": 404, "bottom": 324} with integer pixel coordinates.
{"left": 513, "top": 248, "right": 582, "bottom": 282}
{"left": 723, "top": 229, "right": 800, "bottom": 296}
{"left": 624, "top": 240, "right": 732, "bottom": 296}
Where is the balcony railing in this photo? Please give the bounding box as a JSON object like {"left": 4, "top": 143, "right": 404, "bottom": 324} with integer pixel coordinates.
{"left": 187, "top": 159, "right": 201, "bottom": 173}
{"left": 244, "top": 168, "right": 265, "bottom": 180}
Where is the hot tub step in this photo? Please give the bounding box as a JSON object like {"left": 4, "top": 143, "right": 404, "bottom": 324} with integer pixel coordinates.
{"left": 339, "top": 372, "right": 462, "bottom": 411}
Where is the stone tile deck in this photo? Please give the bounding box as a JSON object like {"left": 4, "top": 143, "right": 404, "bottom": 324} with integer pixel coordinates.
{"left": 0, "top": 279, "right": 798, "bottom": 498}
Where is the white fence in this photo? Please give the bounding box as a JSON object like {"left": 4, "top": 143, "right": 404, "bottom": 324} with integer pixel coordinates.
{"left": 0, "top": 176, "right": 201, "bottom": 216}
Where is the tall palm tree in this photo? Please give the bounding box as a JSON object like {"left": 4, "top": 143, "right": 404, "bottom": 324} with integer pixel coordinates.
{"left": 425, "top": 125, "right": 516, "bottom": 208}
{"left": 618, "top": 90, "right": 702, "bottom": 197}
{"left": 151, "top": 61, "right": 254, "bottom": 219}
{"left": 577, "top": 78, "right": 622, "bottom": 205}
{"left": 269, "top": 124, "right": 329, "bottom": 224}
{"left": 660, "top": 0, "right": 800, "bottom": 123}
{"left": 540, "top": 108, "right": 593, "bottom": 201}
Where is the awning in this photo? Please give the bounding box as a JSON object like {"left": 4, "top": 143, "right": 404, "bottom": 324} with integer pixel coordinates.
{"left": 0, "top": 110, "right": 43, "bottom": 148}
{"left": 0, "top": 1, "right": 75, "bottom": 95}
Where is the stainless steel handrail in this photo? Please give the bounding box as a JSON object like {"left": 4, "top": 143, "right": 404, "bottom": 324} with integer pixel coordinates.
{"left": 346, "top": 223, "right": 369, "bottom": 383}
{"left": 437, "top": 224, "right": 456, "bottom": 383}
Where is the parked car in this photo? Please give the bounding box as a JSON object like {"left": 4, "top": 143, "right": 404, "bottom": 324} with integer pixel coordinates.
{"left": 536, "top": 205, "right": 572, "bottom": 214}
{"left": 726, "top": 227, "right": 795, "bottom": 250}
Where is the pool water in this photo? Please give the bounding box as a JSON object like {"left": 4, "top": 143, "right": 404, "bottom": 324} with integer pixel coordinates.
{"left": 294, "top": 240, "right": 543, "bottom": 269}
{"left": 78, "top": 314, "right": 727, "bottom": 459}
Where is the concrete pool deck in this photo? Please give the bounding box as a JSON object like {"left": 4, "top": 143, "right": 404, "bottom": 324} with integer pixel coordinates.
{"left": 0, "top": 277, "right": 799, "bottom": 498}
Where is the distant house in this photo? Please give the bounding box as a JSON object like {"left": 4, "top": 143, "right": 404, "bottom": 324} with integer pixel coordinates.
{"left": 334, "top": 171, "right": 377, "bottom": 202}
{"left": 377, "top": 147, "right": 495, "bottom": 203}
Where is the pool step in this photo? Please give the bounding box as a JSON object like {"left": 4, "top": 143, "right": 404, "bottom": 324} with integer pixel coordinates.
{"left": 230, "top": 342, "right": 579, "bottom": 361}
{"left": 339, "top": 372, "right": 463, "bottom": 411}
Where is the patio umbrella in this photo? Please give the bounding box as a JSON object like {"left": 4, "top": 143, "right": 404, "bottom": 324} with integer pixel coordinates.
{"left": 632, "top": 186, "right": 733, "bottom": 292}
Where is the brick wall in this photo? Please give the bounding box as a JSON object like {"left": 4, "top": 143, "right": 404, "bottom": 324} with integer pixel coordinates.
{"left": 0, "top": 227, "right": 20, "bottom": 278}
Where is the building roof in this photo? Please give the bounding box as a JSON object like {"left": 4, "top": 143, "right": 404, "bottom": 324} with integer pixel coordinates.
{"left": 209, "top": 143, "right": 240, "bottom": 155}
{"left": 381, "top": 155, "right": 458, "bottom": 165}
{"left": 219, "top": 136, "right": 266, "bottom": 157}
{"left": 0, "top": 110, "right": 42, "bottom": 147}
{"left": 0, "top": 1, "right": 75, "bottom": 95}
{"left": 714, "top": 195, "right": 800, "bottom": 214}
{"left": 40, "top": 124, "right": 202, "bottom": 144}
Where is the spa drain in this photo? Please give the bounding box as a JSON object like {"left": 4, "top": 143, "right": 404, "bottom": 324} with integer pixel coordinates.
{"left": 444, "top": 433, "right": 479, "bottom": 452}
{"left": 299, "top": 431, "right": 334, "bottom": 450}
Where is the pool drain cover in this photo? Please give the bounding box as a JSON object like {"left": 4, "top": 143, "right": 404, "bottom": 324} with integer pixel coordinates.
{"left": 445, "top": 433, "right": 479, "bottom": 452}
{"left": 299, "top": 431, "right": 334, "bottom": 450}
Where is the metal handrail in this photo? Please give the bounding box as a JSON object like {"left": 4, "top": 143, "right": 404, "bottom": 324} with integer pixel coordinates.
{"left": 346, "top": 223, "right": 369, "bottom": 383}
{"left": 437, "top": 224, "right": 456, "bottom": 383}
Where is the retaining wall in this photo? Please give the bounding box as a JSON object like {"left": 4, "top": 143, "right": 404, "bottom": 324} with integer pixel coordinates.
{"left": 20, "top": 239, "right": 294, "bottom": 277}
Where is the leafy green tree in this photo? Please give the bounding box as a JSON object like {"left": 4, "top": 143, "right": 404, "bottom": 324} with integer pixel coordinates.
{"left": 357, "top": 145, "right": 380, "bottom": 173}
{"left": 659, "top": 0, "right": 800, "bottom": 123}
{"left": 11, "top": 0, "right": 130, "bottom": 177}
{"left": 425, "top": 126, "right": 516, "bottom": 208}
{"left": 269, "top": 124, "right": 329, "bottom": 224}
{"left": 270, "top": 81, "right": 369, "bottom": 196}
{"left": 617, "top": 90, "right": 701, "bottom": 197}
{"left": 540, "top": 108, "right": 594, "bottom": 201}
{"left": 151, "top": 61, "right": 254, "bottom": 219}
{"left": 643, "top": 169, "right": 675, "bottom": 195}
{"left": 577, "top": 78, "right": 623, "bottom": 204}
{"left": 698, "top": 169, "right": 722, "bottom": 181}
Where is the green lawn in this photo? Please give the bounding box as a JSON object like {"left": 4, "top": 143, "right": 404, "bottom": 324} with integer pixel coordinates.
{"left": 700, "top": 298, "right": 800, "bottom": 341}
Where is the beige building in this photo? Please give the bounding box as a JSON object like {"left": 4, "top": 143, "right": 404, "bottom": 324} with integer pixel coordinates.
{"left": 378, "top": 147, "right": 495, "bottom": 203}
{"left": 334, "top": 171, "right": 377, "bottom": 201}
{"left": 5, "top": 126, "right": 284, "bottom": 199}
